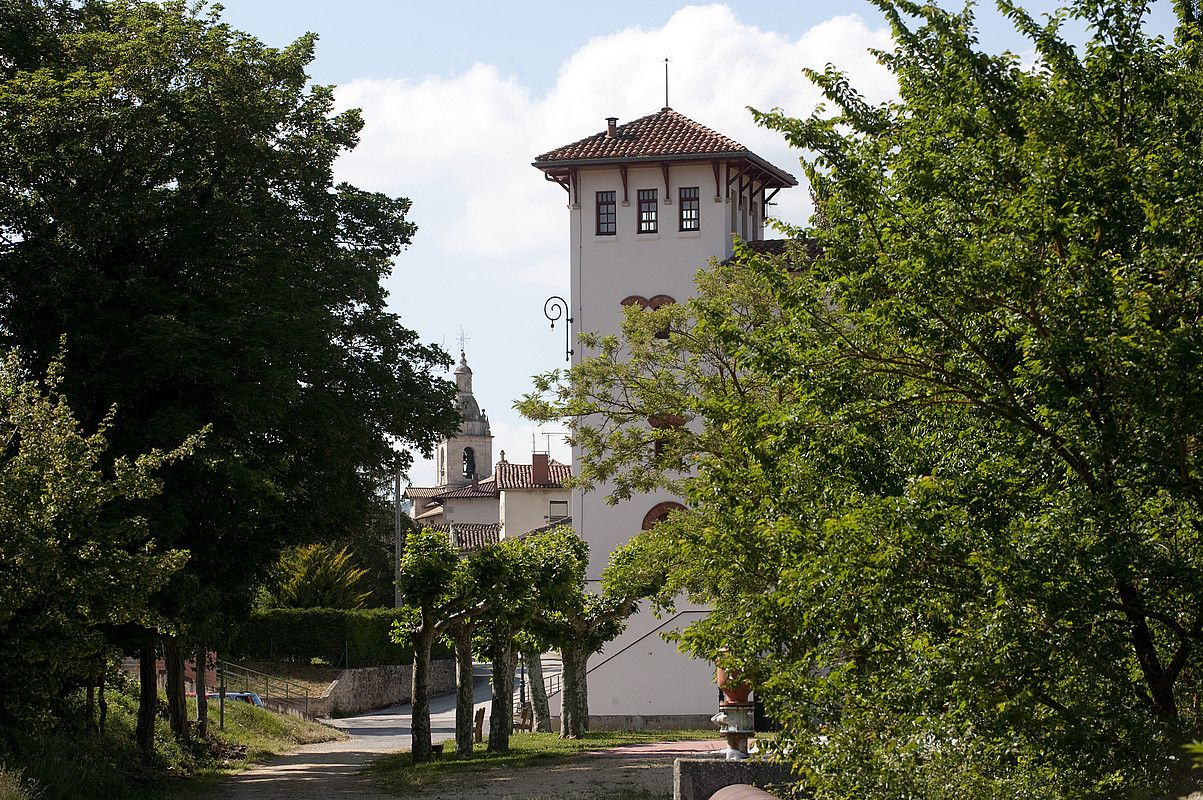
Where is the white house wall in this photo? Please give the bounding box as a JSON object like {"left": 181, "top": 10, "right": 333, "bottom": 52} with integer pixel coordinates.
{"left": 440, "top": 497, "right": 500, "bottom": 525}
{"left": 501, "top": 488, "right": 569, "bottom": 539}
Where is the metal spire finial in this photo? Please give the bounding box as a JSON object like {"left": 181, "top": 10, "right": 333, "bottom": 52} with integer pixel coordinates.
{"left": 664, "top": 56, "right": 671, "bottom": 109}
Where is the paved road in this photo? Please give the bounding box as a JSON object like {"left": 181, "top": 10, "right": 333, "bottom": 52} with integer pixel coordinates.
{"left": 209, "top": 665, "right": 495, "bottom": 800}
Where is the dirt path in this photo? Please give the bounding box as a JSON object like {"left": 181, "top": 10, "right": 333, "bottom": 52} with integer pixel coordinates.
{"left": 418, "top": 740, "right": 726, "bottom": 800}
{"left": 206, "top": 656, "right": 725, "bottom": 800}
{"left": 208, "top": 669, "right": 491, "bottom": 800}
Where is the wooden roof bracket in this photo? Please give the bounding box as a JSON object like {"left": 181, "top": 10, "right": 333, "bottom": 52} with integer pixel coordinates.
{"left": 712, "top": 160, "right": 722, "bottom": 202}
{"left": 727, "top": 163, "right": 743, "bottom": 190}
{"left": 569, "top": 169, "right": 580, "bottom": 208}
{"left": 661, "top": 163, "right": 672, "bottom": 203}
{"left": 764, "top": 186, "right": 781, "bottom": 217}
{"left": 619, "top": 164, "right": 629, "bottom": 205}
{"left": 545, "top": 172, "right": 570, "bottom": 195}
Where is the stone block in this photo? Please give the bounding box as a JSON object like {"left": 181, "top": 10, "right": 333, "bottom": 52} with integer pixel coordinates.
{"left": 674, "top": 757, "right": 797, "bottom": 800}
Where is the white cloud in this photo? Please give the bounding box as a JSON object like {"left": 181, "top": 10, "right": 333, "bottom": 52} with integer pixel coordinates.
{"left": 335, "top": 5, "right": 897, "bottom": 486}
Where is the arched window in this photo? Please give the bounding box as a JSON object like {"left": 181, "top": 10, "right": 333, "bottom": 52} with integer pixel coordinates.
{"left": 641, "top": 501, "right": 687, "bottom": 530}
{"left": 462, "top": 447, "right": 476, "bottom": 479}
{"left": 620, "top": 295, "right": 649, "bottom": 308}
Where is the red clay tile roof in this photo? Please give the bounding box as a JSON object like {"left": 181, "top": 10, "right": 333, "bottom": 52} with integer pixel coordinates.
{"left": 404, "top": 486, "right": 445, "bottom": 499}
{"left": 419, "top": 522, "right": 501, "bottom": 552}
{"left": 434, "top": 483, "right": 498, "bottom": 499}
{"left": 495, "top": 460, "right": 571, "bottom": 490}
{"left": 534, "top": 108, "right": 796, "bottom": 187}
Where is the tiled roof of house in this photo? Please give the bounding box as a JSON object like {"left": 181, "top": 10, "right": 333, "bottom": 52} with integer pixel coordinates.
{"left": 534, "top": 108, "right": 796, "bottom": 187}
{"left": 404, "top": 486, "right": 445, "bottom": 499}
{"left": 434, "top": 484, "right": 498, "bottom": 500}
{"left": 495, "top": 460, "right": 571, "bottom": 490}
{"left": 720, "top": 237, "right": 821, "bottom": 267}
{"left": 419, "top": 522, "right": 502, "bottom": 552}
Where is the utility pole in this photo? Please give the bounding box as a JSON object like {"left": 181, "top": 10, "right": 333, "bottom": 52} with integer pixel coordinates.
{"left": 394, "top": 467, "right": 403, "bottom": 608}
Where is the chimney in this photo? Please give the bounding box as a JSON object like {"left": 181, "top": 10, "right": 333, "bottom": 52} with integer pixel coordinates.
{"left": 605, "top": 117, "right": 618, "bottom": 138}
{"left": 531, "top": 452, "right": 550, "bottom": 485}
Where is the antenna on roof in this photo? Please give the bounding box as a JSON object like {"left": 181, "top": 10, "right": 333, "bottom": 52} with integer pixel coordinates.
{"left": 456, "top": 327, "right": 470, "bottom": 355}
{"left": 543, "top": 431, "right": 566, "bottom": 454}
{"left": 663, "top": 56, "right": 671, "bottom": 110}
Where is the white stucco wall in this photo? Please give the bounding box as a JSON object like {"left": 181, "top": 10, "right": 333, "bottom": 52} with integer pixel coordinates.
{"left": 440, "top": 497, "right": 500, "bottom": 525}
{"left": 558, "top": 154, "right": 784, "bottom": 719}
{"left": 501, "top": 487, "right": 569, "bottom": 539}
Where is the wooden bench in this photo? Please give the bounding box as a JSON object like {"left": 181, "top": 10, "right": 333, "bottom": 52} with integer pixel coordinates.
{"left": 512, "top": 701, "right": 533, "bottom": 733}
{"left": 473, "top": 706, "right": 485, "bottom": 743}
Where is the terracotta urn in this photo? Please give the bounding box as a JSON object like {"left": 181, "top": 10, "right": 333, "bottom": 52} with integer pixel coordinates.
{"left": 715, "top": 663, "right": 752, "bottom": 703}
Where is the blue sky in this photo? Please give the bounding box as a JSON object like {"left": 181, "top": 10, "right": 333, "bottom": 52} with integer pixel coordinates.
{"left": 209, "top": 1, "right": 1177, "bottom": 485}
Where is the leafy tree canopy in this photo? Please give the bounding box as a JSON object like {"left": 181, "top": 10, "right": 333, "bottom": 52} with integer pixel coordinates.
{"left": 0, "top": 0, "right": 459, "bottom": 635}
{"left": 0, "top": 348, "right": 195, "bottom": 721}
{"left": 522, "top": 1, "right": 1203, "bottom": 795}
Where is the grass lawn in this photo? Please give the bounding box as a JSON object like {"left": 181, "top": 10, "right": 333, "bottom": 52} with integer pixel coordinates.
{"left": 0, "top": 677, "right": 343, "bottom": 800}
{"left": 368, "top": 729, "right": 718, "bottom": 794}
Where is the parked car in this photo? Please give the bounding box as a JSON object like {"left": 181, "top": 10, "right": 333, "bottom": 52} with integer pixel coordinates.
{"left": 206, "top": 691, "right": 264, "bottom": 708}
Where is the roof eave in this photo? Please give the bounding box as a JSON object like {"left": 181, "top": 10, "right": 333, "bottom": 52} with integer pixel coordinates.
{"left": 532, "top": 150, "right": 797, "bottom": 188}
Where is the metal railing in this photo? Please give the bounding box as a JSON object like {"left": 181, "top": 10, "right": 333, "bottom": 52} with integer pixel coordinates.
{"left": 216, "top": 660, "right": 310, "bottom": 717}
{"left": 544, "top": 670, "right": 562, "bottom": 699}
{"left": 541, "top": 610, "right": 708, "bottom": 699}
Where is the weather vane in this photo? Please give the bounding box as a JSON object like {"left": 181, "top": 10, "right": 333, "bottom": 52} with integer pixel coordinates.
{"left": 456, "top": 327, "right": 470, "bottom": 354}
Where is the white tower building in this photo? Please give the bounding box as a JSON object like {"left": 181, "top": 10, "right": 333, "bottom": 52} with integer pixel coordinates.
{"left": 534, "top": 108, "right": 796, "bottom": 726}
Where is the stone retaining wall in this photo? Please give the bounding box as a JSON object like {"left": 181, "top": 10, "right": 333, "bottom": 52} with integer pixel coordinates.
{"left": 307, "top": 659, "right": 456, "bottom": 717}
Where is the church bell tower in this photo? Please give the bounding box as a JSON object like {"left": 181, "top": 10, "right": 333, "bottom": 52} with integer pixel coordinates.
{"left": 436, "top": 350, "right": 493, "bottom": 486}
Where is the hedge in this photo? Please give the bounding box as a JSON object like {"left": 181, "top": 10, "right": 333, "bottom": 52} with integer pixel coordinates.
{"left": 228, "top": 608, "right": 452, "bottom": 667}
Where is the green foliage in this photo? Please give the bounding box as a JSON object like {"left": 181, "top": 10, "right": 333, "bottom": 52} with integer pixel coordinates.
{"left": 231, "top": 608, "right": 447, "bottom": 667}
{"left": 0, "top": 349, "right": 195, "bottom": 722}
{"left": 0, "top": 0, "right": 459, "bottom": 651}
{"left": 522, "top": 2, "right": 1203, "bottom": 795}
{"left": 0, "top": 675, "right": 340, "bottom": 800}
{"left": 0, "top": 764, "right": 36, "bottom": 800}
{"left": 273, "top": 544, "right": 372, "bottom": 610}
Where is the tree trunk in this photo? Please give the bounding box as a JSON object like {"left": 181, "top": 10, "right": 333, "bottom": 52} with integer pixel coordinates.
{"left": 560, "top": 644, "right": 589, "bottom": 739}
{"left": 195, "top": 646, "right": 208, "bottom": 739}
{"left": 524, "top": 648, "right": 551, "bottom": 733}
{"left": 164, "top": 638, "right": 189, "bottom": 742}
{"left": 410, "top": 624, "right": 435, "bottom": 763}
{"left": 86, "top": 679, "right": 96, "bottom": 736}
{"left": 579, "top": 650, "right": 589, "bottom": 732}
{"left": 453, "top": 624, "right": 475, "bottom": 756}
{"left": 136, "top": 644, "right": 157, "bottom": 751}
{"left": 98, "top": 673, "right": 107, "bottom": 735}
{"left": 487, "top": 637, "right": 514, "bottom": 752}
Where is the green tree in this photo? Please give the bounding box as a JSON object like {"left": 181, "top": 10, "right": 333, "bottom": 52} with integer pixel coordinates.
{"left": 394, "top": 527, "right": 487, "bottom": 763}
{"left": 0, "top": 0, "right": 458, "bottom": 746}
{"left": 273, "top": 544, "right": 372, "bottom": 610}
{"left": 517, "top": 527, "right": 661, "bottom": 740}
{"left": 0, "top": 348, "right": 194, "bottom": 724}
{"left": 522, "top": 2, "right": 1203, "bottom": 795}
